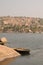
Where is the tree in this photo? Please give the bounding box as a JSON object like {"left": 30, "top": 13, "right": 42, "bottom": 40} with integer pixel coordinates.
{"left": 30, "top": 21, "right": 38, "bottom": 33}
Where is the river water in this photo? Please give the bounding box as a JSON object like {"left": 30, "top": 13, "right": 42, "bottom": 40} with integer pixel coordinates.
{"left": 0, "top": 33, "right": 43, "bottom": 65}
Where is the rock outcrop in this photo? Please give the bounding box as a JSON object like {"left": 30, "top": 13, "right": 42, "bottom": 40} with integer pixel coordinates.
{"left": 0, "top": 45, "right": 20, "bottom": 61}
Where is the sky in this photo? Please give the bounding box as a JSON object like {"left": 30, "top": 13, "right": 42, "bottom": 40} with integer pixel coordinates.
{"left": 0, "top": 0, "right": 43, "bottom": 18}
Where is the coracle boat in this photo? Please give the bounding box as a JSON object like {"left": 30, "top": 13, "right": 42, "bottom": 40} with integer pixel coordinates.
{"left": 14, "top": 48, "right": 30, "bottom": 56}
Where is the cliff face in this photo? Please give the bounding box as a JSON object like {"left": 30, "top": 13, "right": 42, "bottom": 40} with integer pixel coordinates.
{"left": 0, "top": 16, "right": 43, "bottom": 33}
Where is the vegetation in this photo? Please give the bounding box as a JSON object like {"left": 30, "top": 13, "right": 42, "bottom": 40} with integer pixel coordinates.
{"left": 0, "top": 16, "right": 43, "bottom": 33}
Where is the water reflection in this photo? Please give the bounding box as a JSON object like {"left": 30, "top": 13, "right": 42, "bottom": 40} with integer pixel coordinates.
{"left": 0, "top": 57, "right": 16, "bottom": 65}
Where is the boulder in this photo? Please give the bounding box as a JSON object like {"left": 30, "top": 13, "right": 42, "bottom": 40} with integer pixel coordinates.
{"left": 0, "top": 45, "right": 20, "bottom": 61}
{"left": 0, "top": 37, "right": 7, "bottom": 45}
{"left": 1, "top": 37, "right": 7, "bottom": 43}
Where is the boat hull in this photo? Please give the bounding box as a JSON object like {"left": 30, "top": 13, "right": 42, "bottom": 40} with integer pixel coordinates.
{"left": 14, "top": 48, "right": 30, "bottom": 56}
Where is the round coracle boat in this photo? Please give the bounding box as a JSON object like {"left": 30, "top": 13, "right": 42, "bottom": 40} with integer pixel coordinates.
{"left": 14, "top": 48, "right": 30, "bottom": 55}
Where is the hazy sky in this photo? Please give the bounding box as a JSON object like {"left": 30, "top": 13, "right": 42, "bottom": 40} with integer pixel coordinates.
{"left": 0, "top": 0, "right": 43, "bottom": 18}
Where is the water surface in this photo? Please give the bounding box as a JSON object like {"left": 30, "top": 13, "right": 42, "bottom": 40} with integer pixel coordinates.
{"left": 0, "top": 33, "right": 43, "bottom": 65}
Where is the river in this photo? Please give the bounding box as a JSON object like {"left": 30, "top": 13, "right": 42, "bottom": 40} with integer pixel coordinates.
{"left": 0, "top": 33, "right": 43, "bottom": 65}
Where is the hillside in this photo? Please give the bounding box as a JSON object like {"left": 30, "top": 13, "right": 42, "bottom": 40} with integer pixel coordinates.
{"left": 0, "top": 16, "right": 43, "bottom": 33}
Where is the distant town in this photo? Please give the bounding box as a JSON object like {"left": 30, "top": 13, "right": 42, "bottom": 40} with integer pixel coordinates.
{"left": 0, "top": 16, "right": 43, "bottom": 33}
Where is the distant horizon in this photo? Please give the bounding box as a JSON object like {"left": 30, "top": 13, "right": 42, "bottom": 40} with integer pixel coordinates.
{"left": 0, "top": 15, "right": 43, "bottom": 19}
